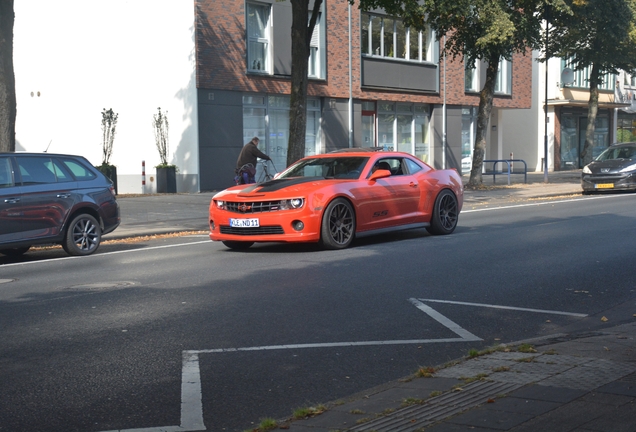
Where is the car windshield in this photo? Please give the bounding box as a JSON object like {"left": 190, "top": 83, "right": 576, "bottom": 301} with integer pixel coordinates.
{"left": 279, "top": 157, "right": 369, "bottom": 179}
{"left": 596, "top": 145, "right": 636, "bottom": 161}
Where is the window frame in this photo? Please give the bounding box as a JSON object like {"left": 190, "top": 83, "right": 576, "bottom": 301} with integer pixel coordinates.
{"left": 361, "top": 12, "right": 435, "bottom": 63}
{"left": 246, "top": 2, "right": 272, "bottom": 74}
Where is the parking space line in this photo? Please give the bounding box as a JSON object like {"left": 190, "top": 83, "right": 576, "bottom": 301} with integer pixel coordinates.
{"left": 99, "top": 299, "right": 482, "bottom": 432}
{"left": 418, "top": 298, "right": 588, "bottom": 317}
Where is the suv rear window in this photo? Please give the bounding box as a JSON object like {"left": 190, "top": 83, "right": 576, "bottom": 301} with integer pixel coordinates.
{"left": 61, "top": 158, "right": 97, "bottom": 181}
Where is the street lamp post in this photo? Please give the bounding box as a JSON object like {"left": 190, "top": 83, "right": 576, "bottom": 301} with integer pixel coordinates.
{"left": 544, "top": 6, "right": 550, "bottom": 183}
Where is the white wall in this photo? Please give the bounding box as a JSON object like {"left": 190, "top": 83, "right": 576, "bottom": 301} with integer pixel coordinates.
{"left": 13, "top": 0, "right": 199, "bottom": 193}
{"left": 501, "top": 52, "right": 559, "bottom": 172}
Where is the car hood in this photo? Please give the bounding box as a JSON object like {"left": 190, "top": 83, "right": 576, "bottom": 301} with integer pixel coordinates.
{"left": 585, "top": 159, "right": 636, "bottom": 174}
{"left": 214, "top": 177, "right": 334, "bottom": 199}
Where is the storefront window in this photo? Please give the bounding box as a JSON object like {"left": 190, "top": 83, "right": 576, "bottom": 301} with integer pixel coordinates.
{"left": 414, "top": 105, "right": 430, "bottom": 163}
{"left": 243, "top": 95, "right": 321, "bottom": 178}
{"left": 617, "top": 112, "right": 636, "bottom": 142}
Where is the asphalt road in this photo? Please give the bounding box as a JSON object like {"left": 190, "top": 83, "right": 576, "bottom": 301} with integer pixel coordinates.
{"left": 1, "top": 193, "right": 635, "bottom": 432}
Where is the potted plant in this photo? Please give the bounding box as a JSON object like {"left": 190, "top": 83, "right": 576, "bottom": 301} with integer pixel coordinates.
{"left": 153, "top": 107, "right": 177, "bottom": 193}
{"left": 97, "top": 108, "right": 118, "bottom": 194}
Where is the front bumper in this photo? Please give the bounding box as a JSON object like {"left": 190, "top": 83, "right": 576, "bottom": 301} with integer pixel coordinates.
{"left": 581, "top": 173, "right": 636, "bottom": 192}
{"left": 209, "top": 208, "right": 322, "bottom": 243}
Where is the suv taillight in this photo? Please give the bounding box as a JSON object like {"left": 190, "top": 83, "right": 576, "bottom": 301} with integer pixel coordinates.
{"left": 109, "top": 186, "right": 116, "bottom": 197}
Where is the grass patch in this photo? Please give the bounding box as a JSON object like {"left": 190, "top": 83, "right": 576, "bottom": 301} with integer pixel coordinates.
{"left": 401, "top": 397, "right": 426, "bottom": 407}
{"left": 517, "top": 343, "right": 537, "bottom": 353}
{"left": 292, "top": 405, "right": 326, "bottom": 420}
{"left": 350, "top": 409, "right": 365, "bottom": 415}
{"left": 416, "top": 366, "right": 436, "bottom": 377}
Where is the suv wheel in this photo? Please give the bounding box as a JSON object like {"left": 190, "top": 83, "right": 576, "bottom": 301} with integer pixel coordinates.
{"left": 63, "top": 214, "right": 102, "bottom": 256}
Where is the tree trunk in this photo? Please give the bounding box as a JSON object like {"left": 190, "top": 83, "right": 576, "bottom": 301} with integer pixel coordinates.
{"left": 467, "top": 54, "right": 500, "bottom": 188}
{"left": 0, "top": 0, "right": 16, "bottom": 153}
{"left": 581, "top": 63, "right": 600, "bottom": 167}
{"left": 287, "top": 0, "right": 322, "bottom": 168}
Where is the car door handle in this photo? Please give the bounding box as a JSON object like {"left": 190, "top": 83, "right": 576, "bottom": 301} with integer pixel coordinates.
{"left": 4, "top": 198, "right": 20, "bottom": 204}
{"left": 409, "top": 182, "right": 418, "bottom": 188}
{"left": 57, "top": 193, "right": 72, "bottom": 198}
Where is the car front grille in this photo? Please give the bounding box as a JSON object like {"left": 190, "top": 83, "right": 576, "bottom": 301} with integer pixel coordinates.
{"left": 226, "top": 201, "right": 283, "bottom": 214}
{"left": 220, "top": 225, "right": 285, "bottom": 236}
{"left": 584, "top": 173, "right": 630, "bottom": 183}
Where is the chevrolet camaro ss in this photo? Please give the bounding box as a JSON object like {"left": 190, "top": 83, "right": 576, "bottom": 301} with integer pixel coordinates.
{"left": 209, "top": 150, "right": 463, "bottom": 250}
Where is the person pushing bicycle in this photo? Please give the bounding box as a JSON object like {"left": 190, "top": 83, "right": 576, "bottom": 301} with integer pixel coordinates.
{"left": 235, "top": 136, "right": 271, "bottom": 184}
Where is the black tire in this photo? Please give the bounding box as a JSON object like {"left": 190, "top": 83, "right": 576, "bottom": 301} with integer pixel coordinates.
{"left": 0, "top": 246, "right": 31, "bottom": 257}
{"left": 62, "top": 214, "right": 102, "bottom": 256}
{"left": 320, "top": 198, "right": 355, "bottom": 249}
{"left": 426, "top": 189, "right": 459, "bottom": 235}
{"left": 222, "top": 241, "right": 254, "bottom": 250}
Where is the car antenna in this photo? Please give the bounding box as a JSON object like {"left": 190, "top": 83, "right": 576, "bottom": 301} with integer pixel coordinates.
{"left": 44, "top": 140, "right": 52, "bottom": 152}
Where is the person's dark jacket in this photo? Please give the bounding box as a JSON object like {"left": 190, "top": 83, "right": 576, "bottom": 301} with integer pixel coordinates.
{"left": 236, "top": 142, "right": 270, "bottom": 170}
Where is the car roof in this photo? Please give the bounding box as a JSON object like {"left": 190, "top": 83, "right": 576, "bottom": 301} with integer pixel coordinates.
{"left": 312, "top": 149, "right": 414, "bottom": 158}
{"left": 0, "top": 151, "right": 85, "bottom": 158}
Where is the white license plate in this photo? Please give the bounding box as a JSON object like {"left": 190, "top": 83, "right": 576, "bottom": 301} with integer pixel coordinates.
{"left": 595, "top": 183, "right": 614, "bottom": 189}
{"left": 230, "top": 218, "right": 260, "bottom": 228}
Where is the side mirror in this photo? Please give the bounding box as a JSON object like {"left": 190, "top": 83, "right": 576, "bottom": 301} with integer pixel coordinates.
{"left": 369, "top": 169, "right": 391, "bottom": 181}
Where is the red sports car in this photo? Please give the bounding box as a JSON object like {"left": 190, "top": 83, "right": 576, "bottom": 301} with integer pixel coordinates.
{"left": 209, "top": 150, "right": 463, "bottom": 250}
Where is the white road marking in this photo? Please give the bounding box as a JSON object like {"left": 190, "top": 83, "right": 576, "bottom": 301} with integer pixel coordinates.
{"left": 98, "top": 299, "right": 481, "bottom": 432}
{"left": 418, "top": 298, "right": 588, "bottom": 317}
{"left": 462, "top": 193, "right": 631, "bottom": 213}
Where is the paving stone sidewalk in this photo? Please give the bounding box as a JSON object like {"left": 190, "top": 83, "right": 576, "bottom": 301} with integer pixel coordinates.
{"left": 281, "top": 322, "right": 636, "bottom": 432}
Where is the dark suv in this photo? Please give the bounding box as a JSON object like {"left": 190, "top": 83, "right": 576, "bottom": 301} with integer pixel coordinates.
{"left": 0, "top": 153, "right": 120, "bottom": 256}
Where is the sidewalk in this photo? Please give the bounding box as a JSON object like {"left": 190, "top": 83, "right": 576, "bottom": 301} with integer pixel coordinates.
{"left": 105, "top": 170, "right": 636, "bottom": 431}
{"left": 281, "top": 322, "right": 636, "bottom": 431}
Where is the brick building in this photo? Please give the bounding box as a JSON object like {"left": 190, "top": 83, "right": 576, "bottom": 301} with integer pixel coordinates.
{"left": 195, "top": 0, "right": 533, "bottom": 191}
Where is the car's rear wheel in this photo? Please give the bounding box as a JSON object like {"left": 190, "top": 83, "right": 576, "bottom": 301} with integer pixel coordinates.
{"left": 222, "top": 241, "right": 254, "bottom": 250}
{"left": 63, "top": 214, "right": 102, "bottom": 256}
{"left": 0, "top": 246, "right": 31, "bottom": 257}
{"left": 426, "top": 189, "right": 458, "bottom": 235}
{"left": 320, "top": 198, "right": 355, "bottom": 249}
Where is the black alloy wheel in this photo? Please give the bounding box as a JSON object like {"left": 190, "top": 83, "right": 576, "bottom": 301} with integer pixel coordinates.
{"left": 426, "top": 189, "right": 458, "bottom": 235}
{"left": 320, "top": 198, "right": 355, "bottom": 249}
{"left": 63, "top": 214, "right": 102, "bottom": 256}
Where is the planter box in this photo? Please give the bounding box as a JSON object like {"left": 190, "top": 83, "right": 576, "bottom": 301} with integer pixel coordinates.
{"left": 96, "top": 164, "right": 118, "bottom": 195}
{"left": 156, "top": 166, "right": 177, "bottom": 193}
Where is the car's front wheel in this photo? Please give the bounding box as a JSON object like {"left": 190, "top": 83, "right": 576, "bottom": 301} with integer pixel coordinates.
{"left": 222, "top": 241, "right": 254, "bottom": 250}
{"left": 320, "top": 198, "right": 355, "bottom": 249}
{"left": 0, "top": 246, "right": 31, "bottom": 257}
{"left": 63, "top": 214, "right": 102, "bottom": 256}
{"left": 426, "top": 189, "right": 458, "bottom": 235}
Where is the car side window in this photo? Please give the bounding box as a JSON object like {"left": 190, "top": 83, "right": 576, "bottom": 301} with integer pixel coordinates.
{"left": 61, "top": 158, "right": 97, "bottom": 181}
{"left": 50, "top": 159, "right": 75, "bottom": 182}
{"left": 371, "top": 158, "right": 404, "bottom": 176}
{"left": 0, "top": 157, "right": 14, "bottom": 188}
{"left": 16, "top": 156, "right": 57, "bottom": 185}
{"left": 404, "top": 158, "right": 423, "bottom": 174}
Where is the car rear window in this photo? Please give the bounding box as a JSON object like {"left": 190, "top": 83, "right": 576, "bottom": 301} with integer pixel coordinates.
{"left": 61, "top": 158, "right": 97, "bottom": 181}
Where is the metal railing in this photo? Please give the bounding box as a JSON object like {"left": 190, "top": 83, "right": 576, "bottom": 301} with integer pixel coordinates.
{"left": 483, "top": 159, "right": 527, "bottom": 185}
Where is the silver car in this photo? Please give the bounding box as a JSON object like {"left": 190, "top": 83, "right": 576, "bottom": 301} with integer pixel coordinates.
{"left": 0, "top": 153, "right": 120, "bottom": 256}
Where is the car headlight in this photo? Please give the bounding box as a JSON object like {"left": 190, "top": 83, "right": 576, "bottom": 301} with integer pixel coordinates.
{"left": 582, "top": 166, "right": 592, "bottom": 174}
{"left": 620, "top": 163, "right": 636, "bottom": 173}
{"left": 279, "top": 198, "right": 305, "bottom": 210}
{"left": 215, "top": 200, "right": 226, "bottom": 210}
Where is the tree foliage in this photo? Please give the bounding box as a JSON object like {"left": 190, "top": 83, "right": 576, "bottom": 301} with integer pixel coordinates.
{"left": 153, "top": 107, "right": 171, "bottom": 167}
{"left": 287, "top": 0, "right": 323, "bottom": 167}
{"left": 548, "top": 0, "right": 636, "bottom": 165}
{"left": 101, "top": 108, "right": 118, "bottom": 166}
{"left": 0, "top": 0, "right": 16, "bottom": 152}
{"left": 355, "top": 0, "right": 565, "bottom": 187}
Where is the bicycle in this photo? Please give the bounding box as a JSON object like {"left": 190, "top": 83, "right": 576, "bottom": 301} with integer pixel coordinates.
{"left": 257, "top": 159, "right": 278, "bottom": 183}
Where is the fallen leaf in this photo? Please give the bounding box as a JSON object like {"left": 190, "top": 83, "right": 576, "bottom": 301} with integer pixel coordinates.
{"left": 601, "top": 316, "right": 609, "bottom": 322}
{"left": 546, "top": 320, "right": 551, "bottom": 323}
{"left": 487, "top": 398, "right": 496, "bottom": 403}
{"left": 604, "top": 347, "right": 610, "bottom": 351}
